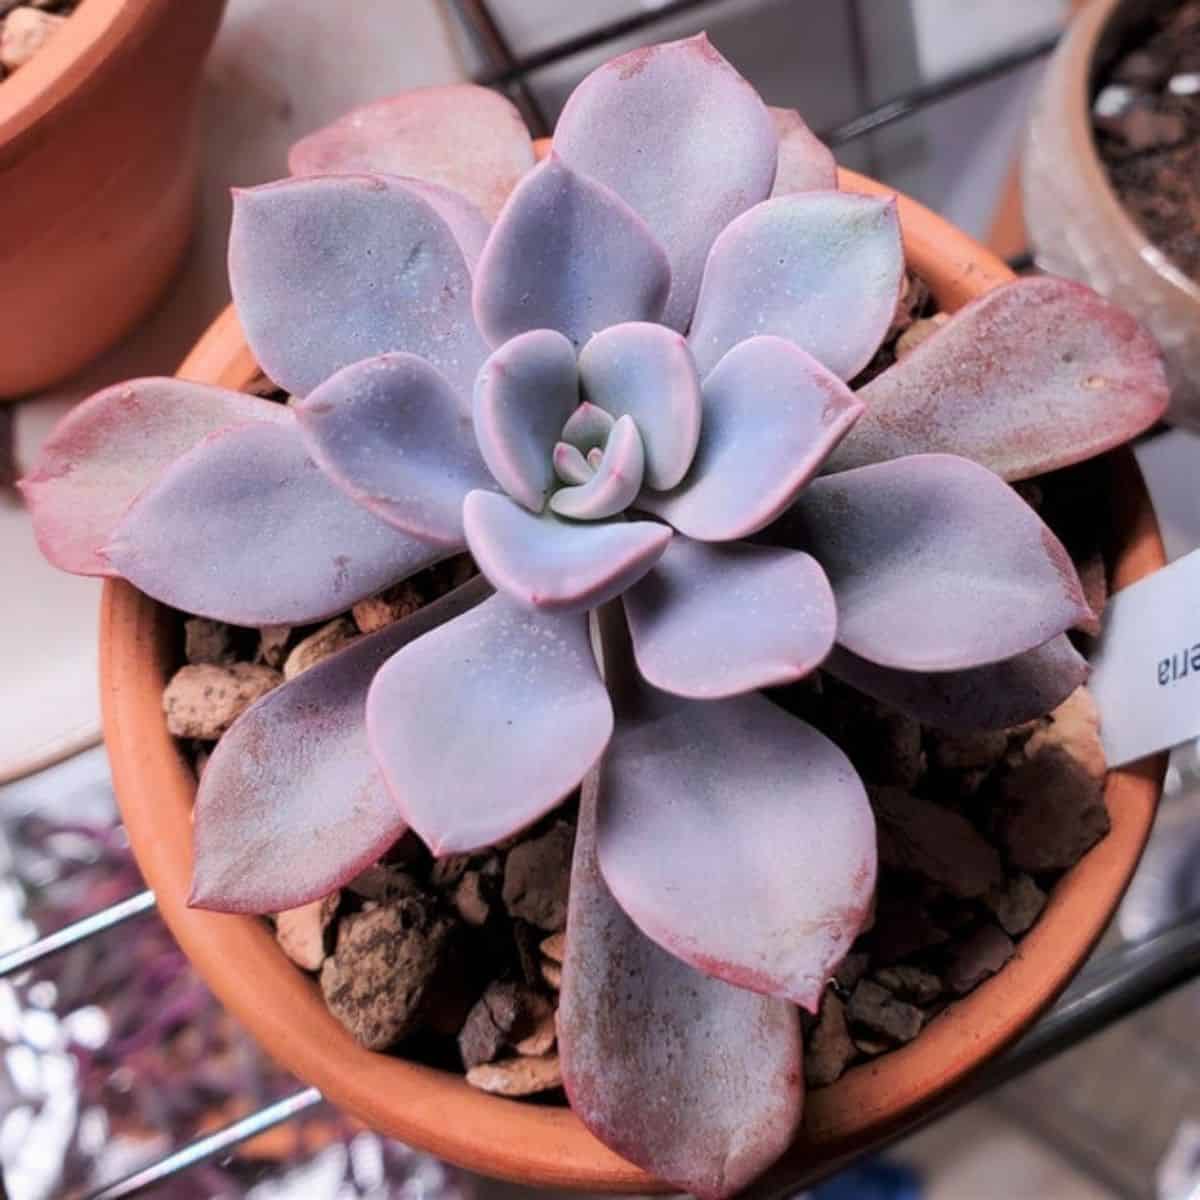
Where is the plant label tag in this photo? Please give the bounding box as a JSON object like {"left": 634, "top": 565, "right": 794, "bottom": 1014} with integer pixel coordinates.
{"left": 1089, "top": 547, "right": 1200, "bottom": 767}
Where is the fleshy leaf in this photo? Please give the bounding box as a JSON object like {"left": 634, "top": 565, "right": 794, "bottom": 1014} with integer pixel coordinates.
{"left": 824, "top": 276, "right": 1171, "bottom": 480}
{"left": 472, "top": 329, "right": 579, "bottom": 512}
{"left": 106, "top": 419, "right": 445, "bottom": 625}
{"left": 771, "top": 454, "right": 1093, "bottom": 671}
{"left": 463, "top": 490, "right": 671, "bottom": 613}
{"left": 638, "top": 337, "right": 863, "bottom": 542}
{"left": 473, "top": 154, "right": 670, "bottom": 349}
{"left": 553, "top": 33, "right": 777, "bottom": 330}
{"left": 19, "top": 379, "right": 288, "bottom": 577}
{"left": 596, "top": 683, "right": 875, "bottom": 1010}
{"left": 549, "top": 415, "right": 645, "bottom": 520}
{"left": 229, "top": 175, "right": 487, "bottom": 400}
{"left": 769, "top": 107, "right": 838, "bottom": 195}
{"left": 578, "top": 322, "right": 702, "bottom": 490}
{"left": 288, "top": 84, "right": 535, "bottom": 221}
{"left": 623, "top": 538, "right": 834, "bottom": 699}
{"left": 688, "top": 192, "right": 904, "bottom": 380}
{"left": 191, "top": 577, "right": 490, "bottom": 913}
{"left": 826, "top": 636, "right": 1089, "bottom": 733}
{"left": 561, "top": 402, "right": 615, "bottom": 453}
{"left": 367, "top": 593, "right": 612, "bottom": 854}
{"left": 553, "top": 442, "right": 593, "bottom": 485}
{"left": 559, "top": 780, "right": 803, "bottom": 1200}
{"left": 296, "top": 353, "right": 491, "bottom": 546}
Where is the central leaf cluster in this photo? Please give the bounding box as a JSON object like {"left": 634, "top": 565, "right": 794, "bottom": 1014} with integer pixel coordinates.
{"left": 550, "top": 403, "right": 645, "bottom": 520}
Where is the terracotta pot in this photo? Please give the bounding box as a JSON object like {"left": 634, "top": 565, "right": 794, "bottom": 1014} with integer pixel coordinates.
{"left": 0, "top": 0, "right": 226, "bottom": 398}
{"left": 1023, "top": 0, "right": 1200, "bottom": 429}
{"left": 100, "top": 168, "right": 1167, "bottom": 1193}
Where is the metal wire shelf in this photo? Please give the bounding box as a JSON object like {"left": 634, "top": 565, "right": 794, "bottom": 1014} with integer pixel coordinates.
{"left": 7, "top": 2, "right": 1183, "bottom": 1196}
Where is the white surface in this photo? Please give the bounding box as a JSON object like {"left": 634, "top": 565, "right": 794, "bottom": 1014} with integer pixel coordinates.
{"left": 2, "top": 0, "right": 467, "bottom": 783}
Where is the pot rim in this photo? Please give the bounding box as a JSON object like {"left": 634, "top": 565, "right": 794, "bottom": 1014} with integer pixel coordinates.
{"left": 0, "top": 0, "right": 163, "bottom": 146}
{"left": 100, "top": 167, "right": 1168, "bottom": 1192}
{"left": 1042, "top": 0, "right": 1200, "bottom": 303}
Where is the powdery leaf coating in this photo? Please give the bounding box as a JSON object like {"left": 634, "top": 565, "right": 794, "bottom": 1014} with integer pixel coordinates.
{"left": 388, "top": 178, "right": 491, "bottom": 272}
{"left": 296, "top": 353, "right": 491, "bottom": 546}
{"left": 688, "top": 192, "right": 904, "bottom": 380}
{"left": 561, "top": 402, "right": 615, "bottom": 453}
{"left": 19, "top": 378, "right": 289, "bottom": 577}
{"left": 596, "top": 685, "right": 875, "bottom": 1011}
{"left": 769, "top": 107, "right": 838, "bottom": 196}
{"left": 549, "top": 415, "right": 645, "bottom": 520}
{"left": 190, "top": 578, "right": 490, "bottom": 913}
{"left": 106, "top": 420, "right": 445, "bottom": 626}
{"left": 367, "top": 593, "right": 613, "bottom": 854}
{"left": 473, "top": 329, "right": 580, "bottom": 512}
{"left": 229, "top": 176, "right": 488, "bottom": 400}
{"left": 559, "top": 782, "right": 803, "bottom": 1200}
{"left": 553, "top": 442, "right": 593, "bottom": 485}
{"left": 473, "top": 155, "right": 670, "bottom": 350}
{"left": 825, "top": 636, "right": 1089, "bottom": 733}
{"left": 826, "top": 277, "right": 1171, "bottom": 480}
{"left": 623, "top": 538, "right": 835, "bottom": 699}
{"left": 773, "top": 454, "right": 1093, "bottom": 672}
{"left": 553, "top": 33, "right": 777, "bottom": 331}
{"left": 289, "top": 84, "right": 536, "bottom": 222}
{"left": 463, "top": 490, "right": 671, "bottom": 613}
{"left": 577, "top": 322, "right": 702, "bottom": 490}
{"left": 638, "top": 337, "right": 863, "bottom": 542}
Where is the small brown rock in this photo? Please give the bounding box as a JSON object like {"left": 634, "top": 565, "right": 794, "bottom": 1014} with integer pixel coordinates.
{"left": 258, "top": 625, "right": 292, "bottom": 668}
{"left": 345, "top": 865, "right": 420, "bottom": 902}
{"left": 184, "top": 617, "right": 235, "bottom": 665}
{"left": 894, "top": 313, "right": 948, "bottom": 360}
{"left": 275, "top": 893, "right": 339, "bottom": 972}
{"left": 541, "top": 959, "right": 562, "bottom": 990}
{"left": 804, "top": 991, "right": 854, "bottom": 1087}
{"left": 984, "top": 873, "right": 1047, "bottom": 937}
{"left": 852, "top": 1035, "right": 891, "bottom": 1057}
{"left": 874, "top": 965, "right": 942, "bottom": 1006}
{"left": 833, "top": 951, "right": 869, "bottom": 992}
{"left": 319, "top": 897, "right": 455, "bottom": 1051}
{"left": 945, "top": 923, "right": 1014, "bottom": 995}
{"left": 514, "top": 1010, "right": 557, "bottom": 1057}
{"left": 930, "top": 730, "right": 1008, "bottom": 772}
{"left": 458, "top": 980, "right": 528, "bottom": 1068}
{"left": 283, "top": 617, "right": 357, "bottom": 680}
{"left": 872, "top": 787, "right": 1004, "bottom": 898}
{"left": 452, "top": 870, "right": 491, "bottom": 927}
{"left": 1000, "top": 689, "right": 1109, "bottom": 872}
{"left": 540, "top": 931, "right": 566, "bottom": 964}
{"left": 352, "top": 581, "right": 424, "bottom": 635}
{"left": 466, "top": 1053, "right": 562, "bottom": 1096}
{"left": 503, "top": 821, "right": 574, "bottom": 931}
{"left": 429, "top": 854, "right": 472, "bottom": 889}
{"left": 163, "top": 662, "right": 282, "bottom": 740}
{"left": 847, "top": 980, "right": 923, "bottom": 1043}
{"left": 1, "top": 7, "right": 66, "bottom": 70}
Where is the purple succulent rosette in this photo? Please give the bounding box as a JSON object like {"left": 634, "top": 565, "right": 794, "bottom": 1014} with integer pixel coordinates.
{"left": 21, "top": 34, "right": 1168, "bottom": 1197}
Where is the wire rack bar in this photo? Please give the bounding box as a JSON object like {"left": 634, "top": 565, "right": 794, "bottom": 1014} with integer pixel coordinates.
{"left": 83, "top": 1087, "right": 325, "bottom": 1200}
{"left": 474, "top": 0, "right": 713, "bottom": 87}
{"left": 0, "top": 889, "right": 156, "bottom": 980}
{"left": 820, "top": 30, "right": 1060, "bottom": 147}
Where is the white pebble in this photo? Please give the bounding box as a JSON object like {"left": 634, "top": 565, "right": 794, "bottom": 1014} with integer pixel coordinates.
{"left": 1168, "top": 74, "right": 1200, "bottom": 96}
{"left": 1093, "top": 84, "right": 1134, "bottom": 118}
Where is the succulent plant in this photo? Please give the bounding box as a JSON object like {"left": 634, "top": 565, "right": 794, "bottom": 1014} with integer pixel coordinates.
{"left": 21, "top": 34, "right": 1168, "bottom": 1196}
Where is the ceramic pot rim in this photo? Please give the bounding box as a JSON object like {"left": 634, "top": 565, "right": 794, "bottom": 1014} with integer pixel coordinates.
{"left": 99, "top": 167, "right": 1168, "bottom": 1192}
{"left": 1047, "top": 0, "right": 1200, "bottom": 303}
{"left": 0, "top": 0, "right": 162, "bottom": 145}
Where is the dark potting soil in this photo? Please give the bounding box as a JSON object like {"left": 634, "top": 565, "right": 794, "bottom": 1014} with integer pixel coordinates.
{"left": 1092, "top": 0, "right": 1200, "bottom": 282}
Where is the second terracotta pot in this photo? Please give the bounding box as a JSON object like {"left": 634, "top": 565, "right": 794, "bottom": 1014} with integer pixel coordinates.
{"left": 99, "top": 170, "right": 1166, "bottom": 1192}
{"left": 1023, "top": 0, "right": 1200, "bottom": 429}
{"left": 0, "top": 0, "right": 226, "bottom": 398}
